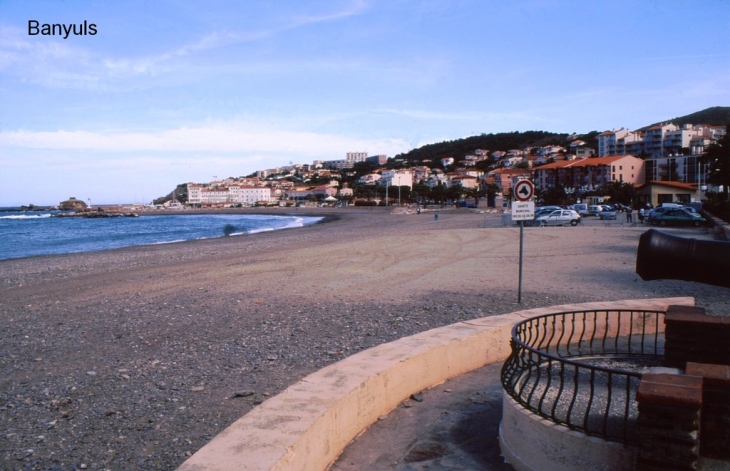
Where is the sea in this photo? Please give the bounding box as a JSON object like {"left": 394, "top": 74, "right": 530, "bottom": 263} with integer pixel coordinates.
{"left": 0, "top": 209, "right": 323, "bottom": 261}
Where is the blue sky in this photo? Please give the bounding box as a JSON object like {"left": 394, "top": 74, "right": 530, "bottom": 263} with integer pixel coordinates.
{"left": 1, "top": 0, "right": 729, "bottom": 206}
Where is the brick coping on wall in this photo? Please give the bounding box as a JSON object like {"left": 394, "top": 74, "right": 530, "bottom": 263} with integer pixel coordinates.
{"left": 177, "top": 297, "right": 694, "bottom": 471}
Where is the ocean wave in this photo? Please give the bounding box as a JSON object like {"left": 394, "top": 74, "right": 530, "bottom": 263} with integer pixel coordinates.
{"left": 150, "top": 239, "right": 187, "bottom": 245}
{"left": 0, "top": 214, "right": 52, "bottom": 219}
{"left": 280, "top": 216, "right": 323, "bottom": 229}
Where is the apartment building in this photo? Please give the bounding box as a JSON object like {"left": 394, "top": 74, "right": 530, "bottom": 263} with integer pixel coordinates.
{"left": 533, "top": 155, "right": 645, "bottom": 191}
{"left": 381, "top": 169, "right": 413, "bottom": 189}
{"left": 598, "top": 124, "right": 726, "bottom": 158}
{"left": 346, "top": 151, "right": 368, "bottom": 163}
{"left": 187, "top": 183, "right": 272, "bottom": 206}
{"left": 596, "top": 123, "right": 725, "bottom": 185}
{"left": 486, "top": 168, "right": 532, "bottom": 197}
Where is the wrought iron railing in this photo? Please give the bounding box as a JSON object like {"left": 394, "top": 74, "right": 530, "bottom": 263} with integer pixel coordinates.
{"left": 501, "top": 309, "right": 666, "bottom": 444}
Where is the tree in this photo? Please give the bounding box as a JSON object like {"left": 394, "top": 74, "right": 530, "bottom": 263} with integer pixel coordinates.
{"left": 411, "top": 183, "right": 432, "bottom": 204}
{"left": 541, "top": 185, "right": 566, "bottom": 205}
{"left": 461, "top": 187, "right": 479, "bottom": 206}
{"left": 702, "top": 133, "right": 730, "bottom": 200}
{"left": 603, "top": 181, "right": 637, "bottom": 206}
{"left": 431, "top": 183, "right": 447, "bottom": 206}
{"left": 482, "top": 182, "right": 501, "bottom": 208}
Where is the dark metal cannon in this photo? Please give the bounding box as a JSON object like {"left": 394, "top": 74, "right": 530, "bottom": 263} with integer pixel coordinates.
{"left": 636, "top": 228, "right": 730, "bottom": 288}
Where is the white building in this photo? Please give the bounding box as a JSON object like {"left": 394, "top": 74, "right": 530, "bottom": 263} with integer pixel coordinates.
{"left": 187, "top": 183, "right": 272, "bottom": 206}
{"left": 346, "top": 152, "right": 368, "bottom": 163}
{"left": 380, "top": 169, "right": 413, "bottom": 189}
{"left": 598, "top": 124, "right": 725, "bottom": 158}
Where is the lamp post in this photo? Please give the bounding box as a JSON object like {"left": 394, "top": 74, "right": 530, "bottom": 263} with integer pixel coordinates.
{"left": 564, "top": 186, "right": 575, "bottom": 203}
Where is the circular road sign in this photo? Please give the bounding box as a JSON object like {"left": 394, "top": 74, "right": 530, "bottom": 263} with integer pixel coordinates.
{"left": 514, "top": 180, "right": 534, "bottom": 202}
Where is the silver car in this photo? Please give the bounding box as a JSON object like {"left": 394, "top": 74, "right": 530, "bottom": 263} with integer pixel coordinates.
{"left": 535, "top": 209, "right": 582, "bottom": 226}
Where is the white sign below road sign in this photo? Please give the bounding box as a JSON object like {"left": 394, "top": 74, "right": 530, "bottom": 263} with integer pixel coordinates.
{"left": 511, "top": 201, "right": 535, "bottom": 221}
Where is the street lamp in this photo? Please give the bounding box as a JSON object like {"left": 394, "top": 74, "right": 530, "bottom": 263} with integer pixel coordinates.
{"left": 564, "top": 186, "right": 575, "bottom": 203}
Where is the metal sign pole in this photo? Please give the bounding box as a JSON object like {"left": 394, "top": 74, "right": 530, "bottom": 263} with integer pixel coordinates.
{"left": 512, "top": 179, "right": 533, "bottom": 305}
{"left": 518, "top": 220, "right": 524, "bottom": 303}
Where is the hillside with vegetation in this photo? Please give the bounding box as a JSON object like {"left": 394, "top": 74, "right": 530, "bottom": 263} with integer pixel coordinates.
{"left": 393, "top": 130, "right": 600, "bottom": 167}
{"left": 154, "top": 107, "right": 728, "bottom": 204}
{"left": 641, "top": 106, "right": 730, "bottom": 130}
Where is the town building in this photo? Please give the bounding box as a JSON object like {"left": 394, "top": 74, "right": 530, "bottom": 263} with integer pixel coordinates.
{"left": 187, "top": 183, "right": 272, "bottom": 206}
{"left": 597, "top": 124, "right": 726, "bottom": 185}
{"left": 486, "top": 168, "right": 532, "bottom": 198}
{"left": 346, "top": 152, "right": 368, "bottom": 163}
{"left": 635, "top": 181, "right": 699, "bottom": 207}
{"left": 380, "top": 169, "right": 413, "bottom": 189}
{"left": 532, "top": 155, "right": 645, "bottom": 192}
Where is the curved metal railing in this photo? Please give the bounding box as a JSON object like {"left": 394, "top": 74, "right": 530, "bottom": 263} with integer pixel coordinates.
{"left": 501, "top": 309, "right": 666, "bottom": 444}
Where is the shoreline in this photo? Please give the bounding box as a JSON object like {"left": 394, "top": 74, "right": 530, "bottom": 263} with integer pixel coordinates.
{"left": 0, "top": 210, "right": 340, "bottom": 264}
{"left": 2, "top": 210, "right": 728, "bottom": 469}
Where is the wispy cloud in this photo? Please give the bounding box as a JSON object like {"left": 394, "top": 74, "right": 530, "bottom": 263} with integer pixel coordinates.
{"left": 0, "top": 26, "right": 102, "bottom": 88}
{"left": 0, "top": 2, "right": 370, "bottom": 89}
{"left": 0, "top": 122, "right": 409, "bottom": 157}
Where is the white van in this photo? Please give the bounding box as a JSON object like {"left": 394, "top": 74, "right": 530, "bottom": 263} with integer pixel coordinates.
{"left": 572, "top": 203, "right": 588, "bottom": 216}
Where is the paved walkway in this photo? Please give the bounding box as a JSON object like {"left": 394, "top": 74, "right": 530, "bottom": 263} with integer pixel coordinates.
{"left": 331, "top": 363, "right": 514, "bottom": 470}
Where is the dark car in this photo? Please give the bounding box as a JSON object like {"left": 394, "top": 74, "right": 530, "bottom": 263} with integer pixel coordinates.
{"left": 650, "top": 208, "right": 706, "bottom": 227}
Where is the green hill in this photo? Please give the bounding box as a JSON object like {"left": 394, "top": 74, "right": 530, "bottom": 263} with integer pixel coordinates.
{"left": 641, "top": 106, "right": 730, "bottom": 130}
{"left": 393, "top": 130, "right": 601, "bottom": 166}
{"left": 393, "top": 107, "right": 729, "bottom": 168}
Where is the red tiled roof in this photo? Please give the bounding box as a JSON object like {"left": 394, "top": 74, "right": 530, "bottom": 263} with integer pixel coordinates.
{"left": 636, "top": 181, "right": 698, "bottom": 191}
{"left": 534, "top": 155, "right": 637, "bottom": 170}
{"left": 489, "top": 168, "right": 531, "bottom": 175}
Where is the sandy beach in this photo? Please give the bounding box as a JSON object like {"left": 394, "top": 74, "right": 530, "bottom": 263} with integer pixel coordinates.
{"left": 1, "top": 207, "right": 729, "bottom": 470}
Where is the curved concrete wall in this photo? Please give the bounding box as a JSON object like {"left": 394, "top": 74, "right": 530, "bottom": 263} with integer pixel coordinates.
{"left": 500, "top": 395, "right": 638, "bottom": 471}
{"left": 177, "top": 297, "right": 693, "bottom": 471}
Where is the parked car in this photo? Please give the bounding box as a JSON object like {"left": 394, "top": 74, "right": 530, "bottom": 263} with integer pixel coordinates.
{"left": 535, "top": 209, "right": 581, "bottom": 226}
{"left": 571, "top": 203, "right": 589, "bottom": 216}
{"left": 587, "top": 205, "right": 605, "bottom": 216}
{"left": 650, "top": 208, "right": 706, "bottom": 227}
{"left": 645, "top": 206, "right": 671, "bottom": 223}
{"left": 599, "top": 207, "right": 618, "bottom": 220}
{"left": 524, "top": 206, "right": 563, "bottom": 226}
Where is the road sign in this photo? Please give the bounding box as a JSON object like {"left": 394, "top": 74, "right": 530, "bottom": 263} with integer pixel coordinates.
{"left": 514, "top": 180, "right": 534, "bottom": 202}
{"left": 511, "top": 201, "right": 535, "bottom": 221}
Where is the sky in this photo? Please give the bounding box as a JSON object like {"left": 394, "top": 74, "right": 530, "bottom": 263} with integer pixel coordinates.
{"left": 1, "top": 0, "right": 729, "bottom": 206}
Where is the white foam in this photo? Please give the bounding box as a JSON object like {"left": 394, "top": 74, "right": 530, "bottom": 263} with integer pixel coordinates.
{"left": 0, "top": 214, "right": 52, "bottom": 219}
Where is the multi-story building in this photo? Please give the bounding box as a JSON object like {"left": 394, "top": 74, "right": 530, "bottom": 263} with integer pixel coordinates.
{"left": 365, "top": 155, "right": 388, "bottom": 165}
{"left": 380, "top": 169, "right": 413, "bottom": 189}
{"left": 605, "top": 124, "right": 726, "bottom": 157}
{"left": 597, "top": 129, "right": 631, "bottom": 157}
{"left": 346, "top": 152, "right": 368, "bottom": 163}
{"left": 187, "top": 183, "right": 272, "bottom": 206}
{"left": 486, "top": 168, "right": 532, "bottom": 198}
{"left": 532, "top": 155, "right": 645, "bottom": 192}
{"left": 449, "top": 174, "right": 478, "bottom": 189}
{"left": 597, "top": 124, "right": 725, "bottom": 185}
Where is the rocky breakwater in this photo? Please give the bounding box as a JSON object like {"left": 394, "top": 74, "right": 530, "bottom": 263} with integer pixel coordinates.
{"left": 54, "top": 209, "right": 138, "bottom": 218}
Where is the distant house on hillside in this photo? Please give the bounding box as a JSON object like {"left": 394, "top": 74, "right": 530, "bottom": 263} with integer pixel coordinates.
{"left": 441, "top": 157, "right": 455, "bottom": 167}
